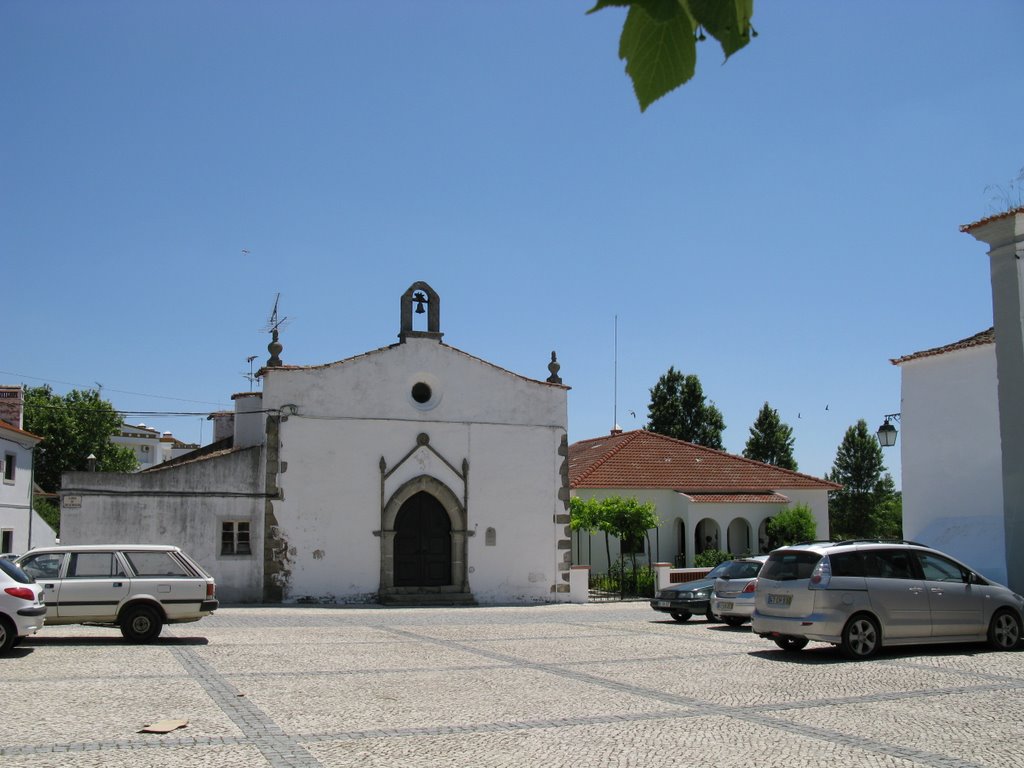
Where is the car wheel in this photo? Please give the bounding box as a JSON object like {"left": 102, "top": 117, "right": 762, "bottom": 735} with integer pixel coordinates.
{"left": 773, "top": 636, "right": 809, "bottom": 652}
{"left": 840, "top": 614, "right": 880, "bottom": 659}
{"left": 120, "top": 605, "right": 163, "bottom": 643}
{"left": 0, "top": 616, "right": 15, "bottom": 654}
{"left": 670, "top": 611, "right": 692, "bottom": 622}
{"left": 723, "top": 616, "right": 747, "bottom": 627}
{"left": 987, "top": 609, "right": 1022, "bottom": 651}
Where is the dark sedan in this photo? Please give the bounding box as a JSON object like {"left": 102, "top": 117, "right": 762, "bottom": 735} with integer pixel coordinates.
{"left": 651, "top": 560, "right": 733, "bottom": 622}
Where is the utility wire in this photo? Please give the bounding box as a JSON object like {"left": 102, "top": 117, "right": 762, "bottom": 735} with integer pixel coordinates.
{"left": 0, "top": 370, "right": 230, "bottom": 407}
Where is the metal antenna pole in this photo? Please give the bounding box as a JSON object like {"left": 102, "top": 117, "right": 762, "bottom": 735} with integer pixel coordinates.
{"left": 613, "top": 315, "right": 618, "bottom": 431}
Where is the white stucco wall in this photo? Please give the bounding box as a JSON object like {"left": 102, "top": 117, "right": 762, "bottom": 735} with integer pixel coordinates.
{"left": 59, "top": 447, "right": 266, "bottom": 602}
{"left": 262, "top": 337, "right": 569, "bottom": 604}
{"left": 899, "top": 344, "right": 1005, "bottom": 583}
{"left": 0, "top": 434, "right": 56, "bottom": 553}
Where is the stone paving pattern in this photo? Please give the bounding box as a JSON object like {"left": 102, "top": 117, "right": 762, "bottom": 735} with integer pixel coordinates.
{"left": 2, "top": 603, "right": 1022, "bottom": 767}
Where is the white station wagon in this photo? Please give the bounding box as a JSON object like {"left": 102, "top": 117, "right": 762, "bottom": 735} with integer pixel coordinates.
{"left": 17, "top": 544, "right": 218, "bottom": 642}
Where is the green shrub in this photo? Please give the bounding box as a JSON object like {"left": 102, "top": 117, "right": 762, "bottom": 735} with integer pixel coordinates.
{"left": 589, "top": 559, "right": 656, "bottom": 597}
{"left": 693, "top": 548, "right": 731, "bottom": 567}
{"left": 766, "top": 504, "right": 816, "bottom": 547}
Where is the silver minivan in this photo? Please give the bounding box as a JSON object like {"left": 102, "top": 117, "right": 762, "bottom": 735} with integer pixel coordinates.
{"left": 751, "top": 541, "right": 1024, "bottom": 658}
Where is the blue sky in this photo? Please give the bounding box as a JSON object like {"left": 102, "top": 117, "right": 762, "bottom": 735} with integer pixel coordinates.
{"left": 3, "top": 2, "right": 1022, "bottom": 484}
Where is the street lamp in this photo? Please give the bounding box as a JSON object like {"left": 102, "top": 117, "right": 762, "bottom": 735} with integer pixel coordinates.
{"left": 876, "top": 413, "right": 900, "bottom": 447}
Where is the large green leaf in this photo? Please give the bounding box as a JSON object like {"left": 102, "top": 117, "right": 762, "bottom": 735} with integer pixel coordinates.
{"left": 590, "top": 0, "right": 756, "bottom": 112}
{"left": 687, "top": 0, "right": 754, "bottom": 59}
{"left": 619, "top": 3, "right": 697, "bottom": 112}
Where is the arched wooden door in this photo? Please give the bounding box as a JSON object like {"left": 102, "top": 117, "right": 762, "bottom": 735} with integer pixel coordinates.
{"left": 394, "top": 491, "right": 452, "bottom": 586}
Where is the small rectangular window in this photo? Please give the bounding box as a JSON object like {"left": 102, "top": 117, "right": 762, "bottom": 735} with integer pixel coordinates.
{"left": 221, "top": 521, "right": 252, "bottom": 556}
{"left": 1, "top": 529, "right": 13, "bottom": 553}
{"left": 3, "top": 453, "right": 14, "bottom": 483}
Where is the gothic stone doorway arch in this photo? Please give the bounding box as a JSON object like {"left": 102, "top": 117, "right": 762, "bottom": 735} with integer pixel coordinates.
{"left": 380, "top": 475, "right": 468, "bottom": 598}
{"left": 394, "top": 492, "right": 451, "bottom": 586}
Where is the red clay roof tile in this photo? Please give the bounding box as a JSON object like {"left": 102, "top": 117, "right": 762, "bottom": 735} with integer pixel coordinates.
{"left": 569, "top": 430, "right": 838, "bottom": 492}
{"left": 891, "top": 327, "right": 994, "bottom": 365}
{"left": 960, "top": 206, "right": 1024, "bottom": 233}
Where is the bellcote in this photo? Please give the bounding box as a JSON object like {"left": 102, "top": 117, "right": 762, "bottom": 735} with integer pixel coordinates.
{"left": 399, "top": 281, "right": 443, "bottom": 343}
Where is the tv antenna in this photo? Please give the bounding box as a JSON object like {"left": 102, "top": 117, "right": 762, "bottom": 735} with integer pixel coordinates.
{"left": 261, "top": 293, "right": 291, "bottom": 368}
{"left": 261, "top": 293, "right": 291, "bottom": 336}
{"left": 242, "top": 355, "right": 259, "bottom": 390}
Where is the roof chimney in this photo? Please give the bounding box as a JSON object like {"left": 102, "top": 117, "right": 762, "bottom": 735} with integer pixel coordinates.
{"left": 0, "top": 385, "right": 24, "bottom": 430}
{"left": 232, "top": 392, "right": 265, "bottom": 448}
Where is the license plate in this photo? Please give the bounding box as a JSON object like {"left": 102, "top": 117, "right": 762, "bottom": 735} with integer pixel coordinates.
{"left": 718, "top": 601, "right": 733, "bottom": 610}
{"left": 767, "top": 593, "right": 792, "bottom": 607}
{"left": 654, "top": 601, "right": 670, "bottom": 608}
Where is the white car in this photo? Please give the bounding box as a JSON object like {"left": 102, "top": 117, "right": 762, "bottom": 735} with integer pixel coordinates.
{"left": 17, "top": 544, "right": 218, "bottom": 643}
{"left": 0, "top": 557, "right": 46, "bottom": 653}
{"left": 710, "top": 556, "right": 769, "bottom": 626}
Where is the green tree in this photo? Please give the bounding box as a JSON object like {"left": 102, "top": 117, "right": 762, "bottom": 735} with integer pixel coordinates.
{"left": 33, "top": 497, "right": 61, "bottom": 537}
{"left": 588, "top": 0, "right": 757, "bottom": 112}
{"left": 600, "top": 495, "right": 659, "bottom": 597}
{"left": 765, "top": 503, "right": 816, "bottom": 547}
{"left": 601, "top": 496, "right": 659, "bottom": 561}
{"left": 646, "top": 366, "right": 725, "bottom": 449}
{"left": 572, "top": 495, "right": 660, "bottom": 596}
{"left": 571, "top": 496, "right": 604, "bottom": 565}
{"left": 827, "top": 419, "right": 894, "bottom": 539}
{"left": 871, "top": 478, "right": 903, "bottom": 540}
{"left": 743, "top": 402, "right": 797, "bottom": 470}
{"left": 23, "top": 385, "right": 138, "bottom": 492}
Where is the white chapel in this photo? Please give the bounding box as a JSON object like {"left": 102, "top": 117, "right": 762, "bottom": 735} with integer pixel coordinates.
{"left": 60, "top": 282, "right": 573, "bottom": 604}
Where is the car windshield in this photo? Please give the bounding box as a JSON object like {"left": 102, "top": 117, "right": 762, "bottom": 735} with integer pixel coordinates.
{"left": 0, "top": 557, "right": 34, "bottom": 584}
{"left": 761, "top": 551, "right": 822, "bottom": 581}
{"left": 721, "top": 560, "right": 763, "bottom": 579}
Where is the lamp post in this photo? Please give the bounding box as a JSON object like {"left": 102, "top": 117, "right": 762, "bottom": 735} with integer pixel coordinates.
{"left": 876, "top": 413, "right": 900, "bottom": 447}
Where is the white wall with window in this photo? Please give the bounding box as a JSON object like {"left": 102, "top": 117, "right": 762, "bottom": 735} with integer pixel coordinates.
{"left": 0, "top": 422, "right": 57, "bottom": 554}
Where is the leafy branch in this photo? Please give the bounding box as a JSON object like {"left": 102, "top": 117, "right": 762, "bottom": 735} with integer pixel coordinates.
{"left": 589, "top": 0, "right": 757, "bottom": 111}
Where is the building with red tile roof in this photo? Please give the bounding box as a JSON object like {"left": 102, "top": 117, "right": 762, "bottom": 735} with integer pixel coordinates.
{"left": 569, "top": 430, "right": 838, "bottom": 569}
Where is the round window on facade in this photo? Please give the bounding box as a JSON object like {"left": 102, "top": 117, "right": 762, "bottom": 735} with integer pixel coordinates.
{"left": 411, "top": 382, "right": 432, "bottom": 404}
{"left": 407, "top": 372, "right": 442, "bottom": 411}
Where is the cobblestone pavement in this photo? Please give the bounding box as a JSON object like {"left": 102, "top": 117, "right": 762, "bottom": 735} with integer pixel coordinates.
{"left": 3, "top": 602, "right": 1023, "bottom": 767}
